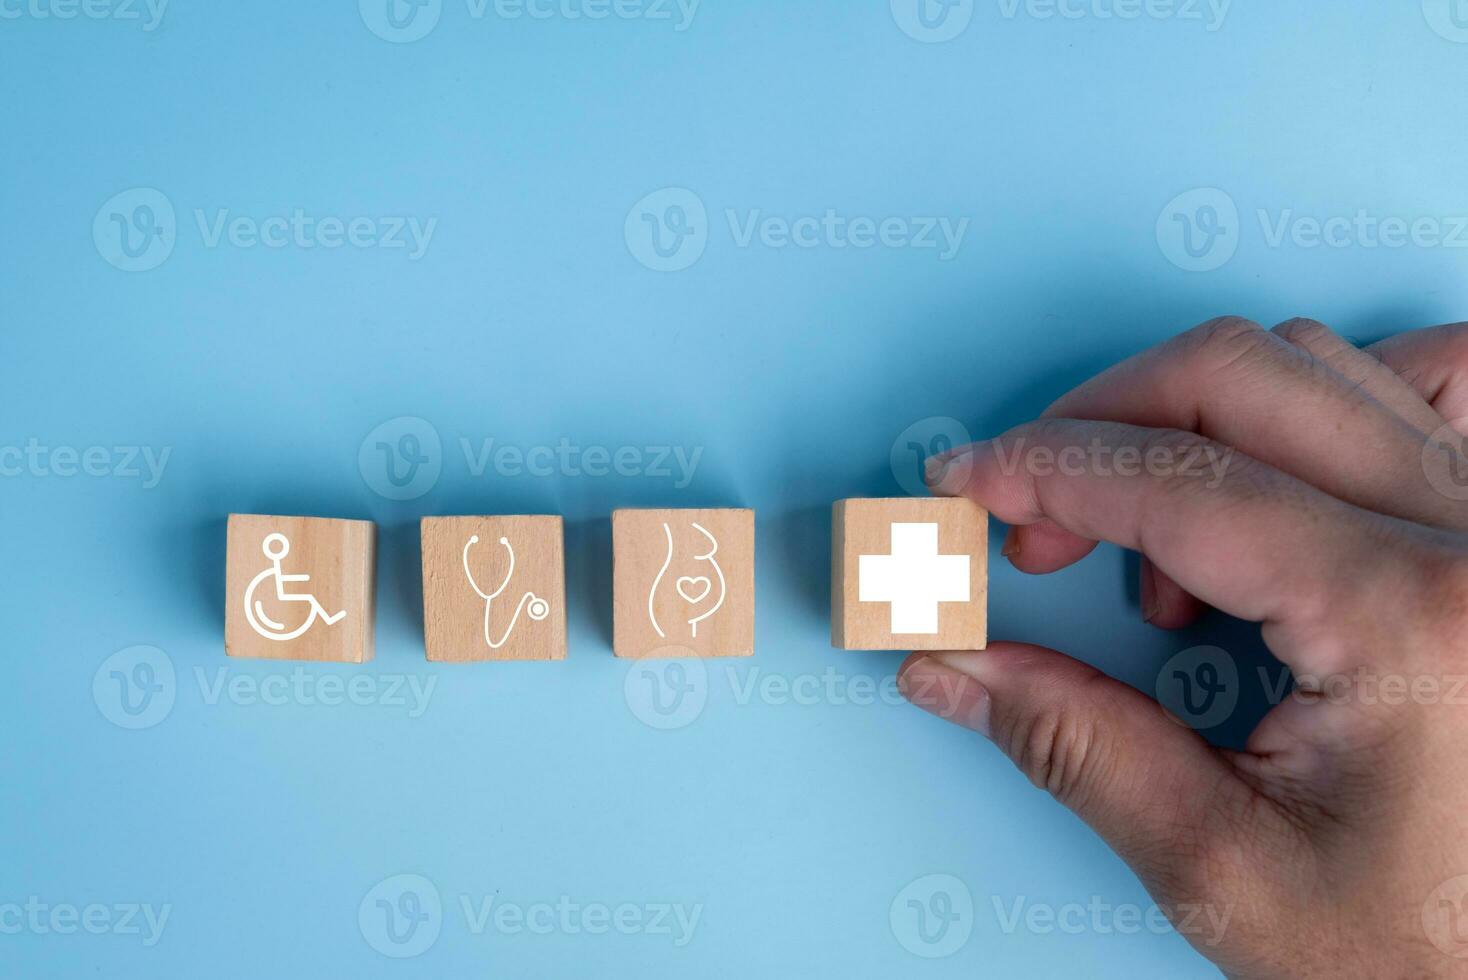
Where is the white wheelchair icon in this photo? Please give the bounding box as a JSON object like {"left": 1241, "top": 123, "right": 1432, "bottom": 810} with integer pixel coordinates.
{"left": 244, "top": 533, "right": 347, "bottom": 642}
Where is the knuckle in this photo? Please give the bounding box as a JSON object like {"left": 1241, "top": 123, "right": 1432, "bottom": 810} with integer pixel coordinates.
{"left": 1137, "top": 427, "right": 1237, "bottom": 491}
{"left": 1135, "top": 429, "right": 1299, "bottom": 525}
{"left": 1008, "top": 681, "right": 1117, "bottom": 809}
{"left": 1171, "top": 316, "right": 1283, "bottom": 387}
{"left": 1182, "top": 315, "right": 1268, "bottom": 359}
{"left": 1024, "top": 415, "right": 1084, "bottom": 445}
{"left": 1270, "top": 316, "right": 1334, "bottom": 347}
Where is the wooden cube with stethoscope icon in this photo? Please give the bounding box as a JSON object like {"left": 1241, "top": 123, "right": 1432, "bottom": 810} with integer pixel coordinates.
{"left": 420, "top": 516, "right": 568, "bottom": 662}
{"left": 225, "top": 514, "right": 377, "bottom": 663}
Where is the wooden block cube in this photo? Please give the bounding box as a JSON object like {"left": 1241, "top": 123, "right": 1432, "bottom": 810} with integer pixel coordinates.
{"left": 225, "top": 514, "right": 377, "bottom": 663}
{"left": 832, "top": 497, "right": 987, "bottom": 651}
{"left": 612, "top": 508, "right": 755, "bottom": 659}
{"left": 421, "top": 516, "right": 567, "bottom": 662}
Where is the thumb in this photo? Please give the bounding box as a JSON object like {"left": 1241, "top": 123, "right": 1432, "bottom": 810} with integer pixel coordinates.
{"left": 898, "top": 643, "right": 1254, "bottom": 898}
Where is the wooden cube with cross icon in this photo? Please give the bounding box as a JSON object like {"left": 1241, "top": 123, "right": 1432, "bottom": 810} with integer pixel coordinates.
{"left": 225, "top": 514, "right": 377, "bottom": 662}
{"left": 612, "top": 508, "right": 755, "bottom": 659}
{"left": 831, "top": 497, "right": 988, "bottom": 651}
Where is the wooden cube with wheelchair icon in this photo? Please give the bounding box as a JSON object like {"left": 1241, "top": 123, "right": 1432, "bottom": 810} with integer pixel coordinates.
{"left": 225, "top": 514, "right": 377, "bottom": 663}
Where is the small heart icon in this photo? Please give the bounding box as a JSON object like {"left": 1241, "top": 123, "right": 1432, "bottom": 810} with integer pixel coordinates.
{"left": 675, "top": 576, "right": 712, "bottom": 604}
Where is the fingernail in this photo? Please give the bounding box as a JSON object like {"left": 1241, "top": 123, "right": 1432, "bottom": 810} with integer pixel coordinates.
{"left": 924, "top": 450, "right": 974, "bottom": 497}
{"left": 1140, "top": 559, "right": 1160, "bottom": 624}
{"left": 899, "top": 654, "right": 992, "bottom": 737}
{"left": 1000, "top": 526, "right": 1021, "bottom": 558}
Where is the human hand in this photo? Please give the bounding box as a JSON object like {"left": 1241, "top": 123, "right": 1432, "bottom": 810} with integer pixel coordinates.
{"left": 899, "top": 317, "right": 1468, "bottom": 978}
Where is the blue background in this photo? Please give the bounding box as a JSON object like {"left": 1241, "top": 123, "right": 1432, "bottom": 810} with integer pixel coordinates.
{"left": 4, "top": 1, "right": 1468, "bottom": 976}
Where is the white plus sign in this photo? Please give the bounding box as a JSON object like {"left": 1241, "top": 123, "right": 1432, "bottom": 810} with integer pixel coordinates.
{"left": 859, "top": 522, "right": 970, "bottom": 634}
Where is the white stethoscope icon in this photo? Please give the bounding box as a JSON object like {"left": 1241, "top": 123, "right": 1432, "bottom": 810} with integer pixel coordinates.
{"left": 244, "top": 532, "right": 347, "bottom": 642}
{"left": 462, "top": 535, "right": 550, "bottom": 649}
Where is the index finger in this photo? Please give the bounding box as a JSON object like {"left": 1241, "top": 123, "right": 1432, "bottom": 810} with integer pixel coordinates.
{"left": 930, "top": 418, "right": 1427, "bottom": 672}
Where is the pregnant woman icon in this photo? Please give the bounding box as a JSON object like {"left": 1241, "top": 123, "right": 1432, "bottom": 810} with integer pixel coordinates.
{"left": 649, "top": 522, "right": 727, "bottom": 640}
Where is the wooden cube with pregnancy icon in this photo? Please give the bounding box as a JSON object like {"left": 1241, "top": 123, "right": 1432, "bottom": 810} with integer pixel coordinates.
{"left": 225, "top": 514, "right": 377, "bottom": 663}
{"left": 421, "top": 516, "right": 567, "bottom": 662}
{"left": 612, "top": 508, "right": 755, "bottom": 659}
